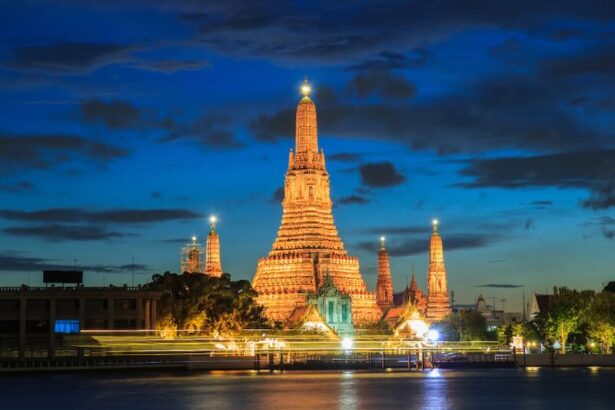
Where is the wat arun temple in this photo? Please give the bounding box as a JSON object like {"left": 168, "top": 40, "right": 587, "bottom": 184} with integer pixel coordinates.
{"left": 250, "top": 82, "right": 451, "bottom": 326}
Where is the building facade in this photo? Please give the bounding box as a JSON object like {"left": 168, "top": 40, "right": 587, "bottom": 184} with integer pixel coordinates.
{"left": 0, "top": 286, "right": 161, "bottom": 359}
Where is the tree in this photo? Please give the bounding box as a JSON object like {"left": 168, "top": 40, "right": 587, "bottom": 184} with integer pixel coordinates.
{"left": 437, "top": 311, "right": 487, "bottom": 341}
{"left": 535, "top": 287, "right": 594, "bottom": 354}
{"left": 143, "top": 272, "right": 270, "bottom": 337}
{"left": 586, "top": 291, "right": 615, "bottom": 354}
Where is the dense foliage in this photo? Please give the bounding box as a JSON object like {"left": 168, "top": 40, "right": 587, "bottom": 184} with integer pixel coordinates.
{"left": 522, "top": 287, "right": 615, "bottom": 354}
{"left": 534, "top": 287, "right": 596, "bottom": 354}
{"left": 435, "top": 310, "right": 488, "bottom": 341}
{"left": 432, "top": 287, "right": 615, "bottom": 354}
{"left": 143, "top": 272, "right": 270, "bottom": 338}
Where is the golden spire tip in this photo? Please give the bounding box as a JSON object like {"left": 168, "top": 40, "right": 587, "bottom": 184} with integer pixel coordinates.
{"left": 300, "top": 78, "right": 311, "bottom": 97}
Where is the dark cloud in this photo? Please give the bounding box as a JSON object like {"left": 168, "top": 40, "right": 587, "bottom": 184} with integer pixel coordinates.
{"left": 0, "top": 253, "right": 149, "bottom": 273}
{"left": 475, "top": 283, "right": 523, "bottom": 288}
{"left": 362, "top": 225, "right": 431, "bottom": 235}
{"left": 270, "top": 187, "right": 284, "bottom": 204}
{"left": 7, "top": 40, "right": 212, "bottom": 75}
{"left": 163, "top": 237, "right": 192, "bottom": 244}
{"left": 0, "top": 208, "right": 201, "bottom": 224}
{"left": 356, "top": 233, "right": 493, "bottom": 257}
{"left": 347, "top": 48, "right": 431, "bottom": 71}
{"left": 0, "top": 181, "right": 35, "bottom": 193}
{"left": 129, "top": 59, "right": 209, "bottom": 73}
{"left": 581, "top": 183, "right": 615, "bottom": 210}
{"left": 329, "top": 152, "right": 363, "bottom": 163}
{"left": 459, "top": 150, "right": 615, "bottom": 209}
{"left": 160, "top": 114, "right": 242, "bottom": 149}
{"left": 0, "top": 134, "right": 128, "bottom": 173}
{"left": 251, "top": 68, "right": 609, "bottom": 154}
{"left": 359, "top": 161, "right": 405, "bottom": 188}
{"left": 597, "top": 216, "right": 615, "bottom": 240}
{"left": 80, "top": 99, "right": 141, "bottom": 128}
{"left": 10, "top": 42, "right": 130, "bottom": 72}
{"left": 542, "top": 47, "right": 615, "bottom": 79}
{"left": 530, "top": 200, "right": 553, "bottom": 207}
{"left": 524, "top": 218, "right": 535, "bottom": 230}
{"left": 3, "top": 224, "right": 127, "bottom": 241}
{"left": 177, "top": 1, "right": 615, "bottom": 64}
{"left": 346, "top": 70, "right": 416, "bottom": 99}
{"left": 337, "top": 194, "right": 370, "bottom": 205}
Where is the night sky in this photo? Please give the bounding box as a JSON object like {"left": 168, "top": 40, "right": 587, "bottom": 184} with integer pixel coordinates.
{"left": 1, "top": 1, "right": 614, "bottom": 311}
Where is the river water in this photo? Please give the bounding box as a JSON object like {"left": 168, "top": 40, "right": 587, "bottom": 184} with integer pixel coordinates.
{"left": 2, "top": 368, "right": 613, "bottom": 409}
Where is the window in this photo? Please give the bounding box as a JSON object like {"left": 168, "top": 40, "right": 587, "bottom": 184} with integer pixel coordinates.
{"left": 341, "top": 303, "right": 348, "bottom": 323}
{"left": 54, "top": 319, "right": 80, "bottom": 334}
{"left": 327, "top": 300, "right": 335, "bottom": 322}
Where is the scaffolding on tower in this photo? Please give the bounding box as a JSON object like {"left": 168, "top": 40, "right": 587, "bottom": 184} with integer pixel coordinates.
{"left": 180, "top": 236, "right": 204, "bottom": 274}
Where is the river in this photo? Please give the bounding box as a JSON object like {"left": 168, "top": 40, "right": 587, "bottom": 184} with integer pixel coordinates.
{"left": 2, "top": 367, "right": 613, "bottom": 409}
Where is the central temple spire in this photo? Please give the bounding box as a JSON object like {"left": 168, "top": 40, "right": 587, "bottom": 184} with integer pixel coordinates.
{"left": 295, "top": 79, "right": 318, "bottom": 154}
{"left": 252, "top": 82, "right": 382, "bottom": 324}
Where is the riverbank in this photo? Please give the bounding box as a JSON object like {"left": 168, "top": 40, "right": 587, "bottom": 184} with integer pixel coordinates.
{"left": 1, "top": 353, "right": 614, "bottom": 373}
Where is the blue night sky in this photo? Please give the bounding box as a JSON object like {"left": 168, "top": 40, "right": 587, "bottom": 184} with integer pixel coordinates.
{"left": 0, "top": 1, "right": 614, "bottom": 311}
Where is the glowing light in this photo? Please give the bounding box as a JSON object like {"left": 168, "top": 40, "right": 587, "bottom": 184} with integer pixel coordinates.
{"left": 432, "top": 219, "right": 439, "bottom": 226}
{"left": 209, "top": 215, "right": 217, "bottom": 225}
{"left": 380, "top": 236, "right": 385, "bottom": 242}
{"left": 191, "top": 236, "right": 197, "bottom": 242}
{"left": 341, "top": 337, "right": 353, "bottom": 350}
{"left": 301, "top": 82, "right": 311, "bottom": 96}
{"left": 427, "top": 368, "right": 442, "bottom": 378}
{"left": 408, "top": 318, "right": 429, "bottom": 338}
{"left": 427, "top": 329, "right": 440, "bottom": 341}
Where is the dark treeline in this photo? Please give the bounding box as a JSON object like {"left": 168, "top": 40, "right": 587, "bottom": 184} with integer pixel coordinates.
{"left": 142, "top": 272, "right": 270, "bottom": 338}
{"left": 434, "top": 287, "right": 615, "bottom": 354}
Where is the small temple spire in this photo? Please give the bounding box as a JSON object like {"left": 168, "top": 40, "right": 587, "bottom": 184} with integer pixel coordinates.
{"left": 376, "top": 235, "right": 394, "bottom": 310}
{"left": 410, "top": 269, "right": 418, "bottom": 291}
{"left": 205, "top": 215, "right": 223, "bottom": 277}
{"left": 181, "top": 235, "right": 203, "bottom": 274}
{"left": 209, "top": 215, "right": 217, "bottom": 232}
{"left": 426, "top": 219, "right": 451, "bottom": 322}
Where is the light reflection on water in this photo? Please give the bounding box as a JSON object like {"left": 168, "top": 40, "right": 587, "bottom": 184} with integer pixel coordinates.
{"left": 2, "top": 368, "right": 615, "bottom": 410}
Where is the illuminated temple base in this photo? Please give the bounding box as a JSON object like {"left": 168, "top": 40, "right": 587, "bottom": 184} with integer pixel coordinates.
{"left": 425, "top": 294, "right": 451, "bottom": 323}
{"left": 254, "top": 254, "right": 381, "bottom": 324}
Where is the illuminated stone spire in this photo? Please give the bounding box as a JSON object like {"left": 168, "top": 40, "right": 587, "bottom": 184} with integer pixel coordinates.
{"left": 181, "top": 236, "right": 203, "bottom": 274}
{"left": 205, "top": 216, "right": 223, "bottom": 277}
{"left": 425, "top": 219, "right": 451, "bottom": 322}
{"left": 409, "top": 270, "right": 419, "bottom": 293}
{"left": 252, "top": 81, "right": 381, "bottom": 323}
{"left": 376, "top": 236, "right": 394, "bottom": 310}
{"left": 295, "top": 79, "right": 318, "bottom": 155}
